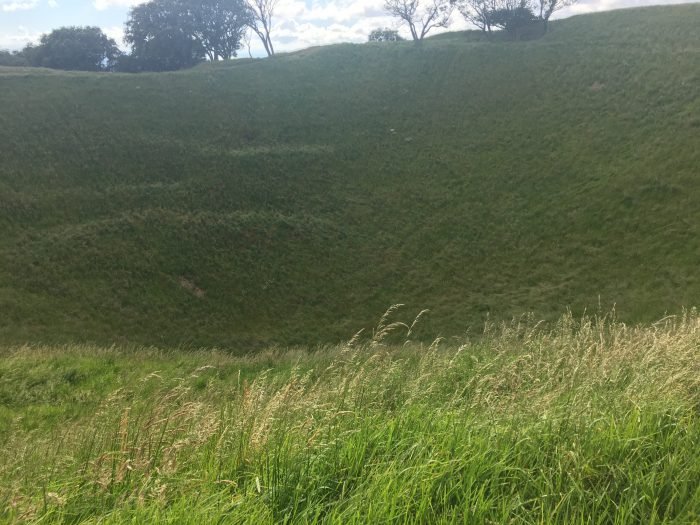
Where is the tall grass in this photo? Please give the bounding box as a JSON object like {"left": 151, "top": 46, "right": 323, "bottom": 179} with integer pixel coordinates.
{"left": 1, "top": 310, "right": 699, "bottom": 523}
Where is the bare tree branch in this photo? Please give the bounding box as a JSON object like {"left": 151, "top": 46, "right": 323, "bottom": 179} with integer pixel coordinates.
{"left": 246, "top": 0, "right": 278, "bottom": 56}
{"left": 384, "top": 0, "right": 453, "bottom": 41}
{"left": 455, "top": 0, "right": 499, "bottom": 32}
{"left": 538, "top": 0, "right": 576, "bottom": 20}
{"left": 456, "top": 0, "right": 576, "bottom": 34}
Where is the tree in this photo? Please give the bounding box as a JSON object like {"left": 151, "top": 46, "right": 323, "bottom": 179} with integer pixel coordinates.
{"left": 28, "top": 26, "right": 120, "bottom": 71}
{"left": 489, "top": 1, "right": 541, "bottom": 39}
{"left": 0, "top": 49, "right": 29, "bottom": 67}
{"left": 246, "top": 0, "right": 278, "bottom": 57}
{"left": 124, "top": 0, "right": 250, "bottom": 71}
{"left": 455, "top": 0, "right": 576, "bottom": 35}
{"left": 368, "top": 28, "right": 405, "bottom": 42}
{"left": 383, "top": 0, "right": 453, "bottom": 41}
{"left": 125, "top": 1, "right": 205, "bottom": 71}
{"left": 185, "top": 0, "right": 252, "bottom": 61}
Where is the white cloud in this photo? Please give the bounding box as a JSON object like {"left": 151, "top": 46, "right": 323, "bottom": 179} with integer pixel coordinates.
{"left": 92, "top": 0, "right": 140, "bottom": 10}
{"left": 1, "top": 0, "right": 39, "bottom": 12}
{"left": 260, "top": 0, "right": 406, "bottom": 51}
{"left": 103, "top": 24, "right": 127, "bottom": 49}
{"left": 0, "top": 25, "right": 41, "bottom": 49}
{"left": 48, "top": 0, "right": 58, "bottom": 7}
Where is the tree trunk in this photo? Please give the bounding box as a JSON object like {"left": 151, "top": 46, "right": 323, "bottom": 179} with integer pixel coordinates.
{"left": 409, "top": 22, "right": 419, "bottom": 41}
{"left": 254, "top": 27, "right": 274, "bottom": 57}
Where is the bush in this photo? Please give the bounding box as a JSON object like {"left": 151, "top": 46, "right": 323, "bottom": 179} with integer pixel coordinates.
{"left": 368, "top": 28, "right": 404, "bottom": 42}
{"left": 0, "top": 49, "right": 28, "bottom": 67}
{"left": 490, "top": 5, "right": 545, "bottom": 40}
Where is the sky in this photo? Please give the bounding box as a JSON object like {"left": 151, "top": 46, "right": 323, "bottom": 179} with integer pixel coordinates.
{"left": 0, "top": 0, "right": 697, "bottom": 56}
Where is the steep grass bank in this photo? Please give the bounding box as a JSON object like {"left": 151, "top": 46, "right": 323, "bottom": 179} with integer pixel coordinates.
{"left": 1, "top": 5, "right": 700, "bottom": 347}
{"left": 1, "top": 312, "right": 699, "bottom": 523}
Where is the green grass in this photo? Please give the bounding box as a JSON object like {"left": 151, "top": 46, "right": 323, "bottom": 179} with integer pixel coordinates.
{"left": 1, "top": 310, "right": 699, "bottom": 523}
{"left": 2, "top": 7, "right": 699, "bottom": 522}
{"left": 1, "top": 5, "right": 699, "bottom": 348}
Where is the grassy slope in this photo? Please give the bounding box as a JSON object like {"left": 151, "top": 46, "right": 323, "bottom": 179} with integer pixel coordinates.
{"left": 1, "top": 5, "right": 699, "bottom": 348}
{"left": 1, "top": 313, "right": 699, "bottom": 523}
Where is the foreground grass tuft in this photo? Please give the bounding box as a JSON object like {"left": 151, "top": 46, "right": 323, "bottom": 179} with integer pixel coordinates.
{"left": 1, "top": 311, "right": 699, "bottom": 523}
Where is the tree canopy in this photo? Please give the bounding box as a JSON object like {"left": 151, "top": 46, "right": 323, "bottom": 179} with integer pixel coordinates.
{"left": 25, "top": 26, "right": 120, "bottom": 71}
{"left": 0, "top": 49, "right": 29, "bottom": 67}
{"left": 123, "top": 0, "right": 251, "bottom": 71}
{"left": 187, "top": 0, "right": 253, "bottom": 60}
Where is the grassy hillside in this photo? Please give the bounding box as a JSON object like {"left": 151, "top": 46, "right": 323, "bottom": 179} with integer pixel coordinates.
{"left": 1, "top": 5, "right": 699, "bottom": 348}
{"left": 2, "top": 313, "right": 700, "bottom": 523}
